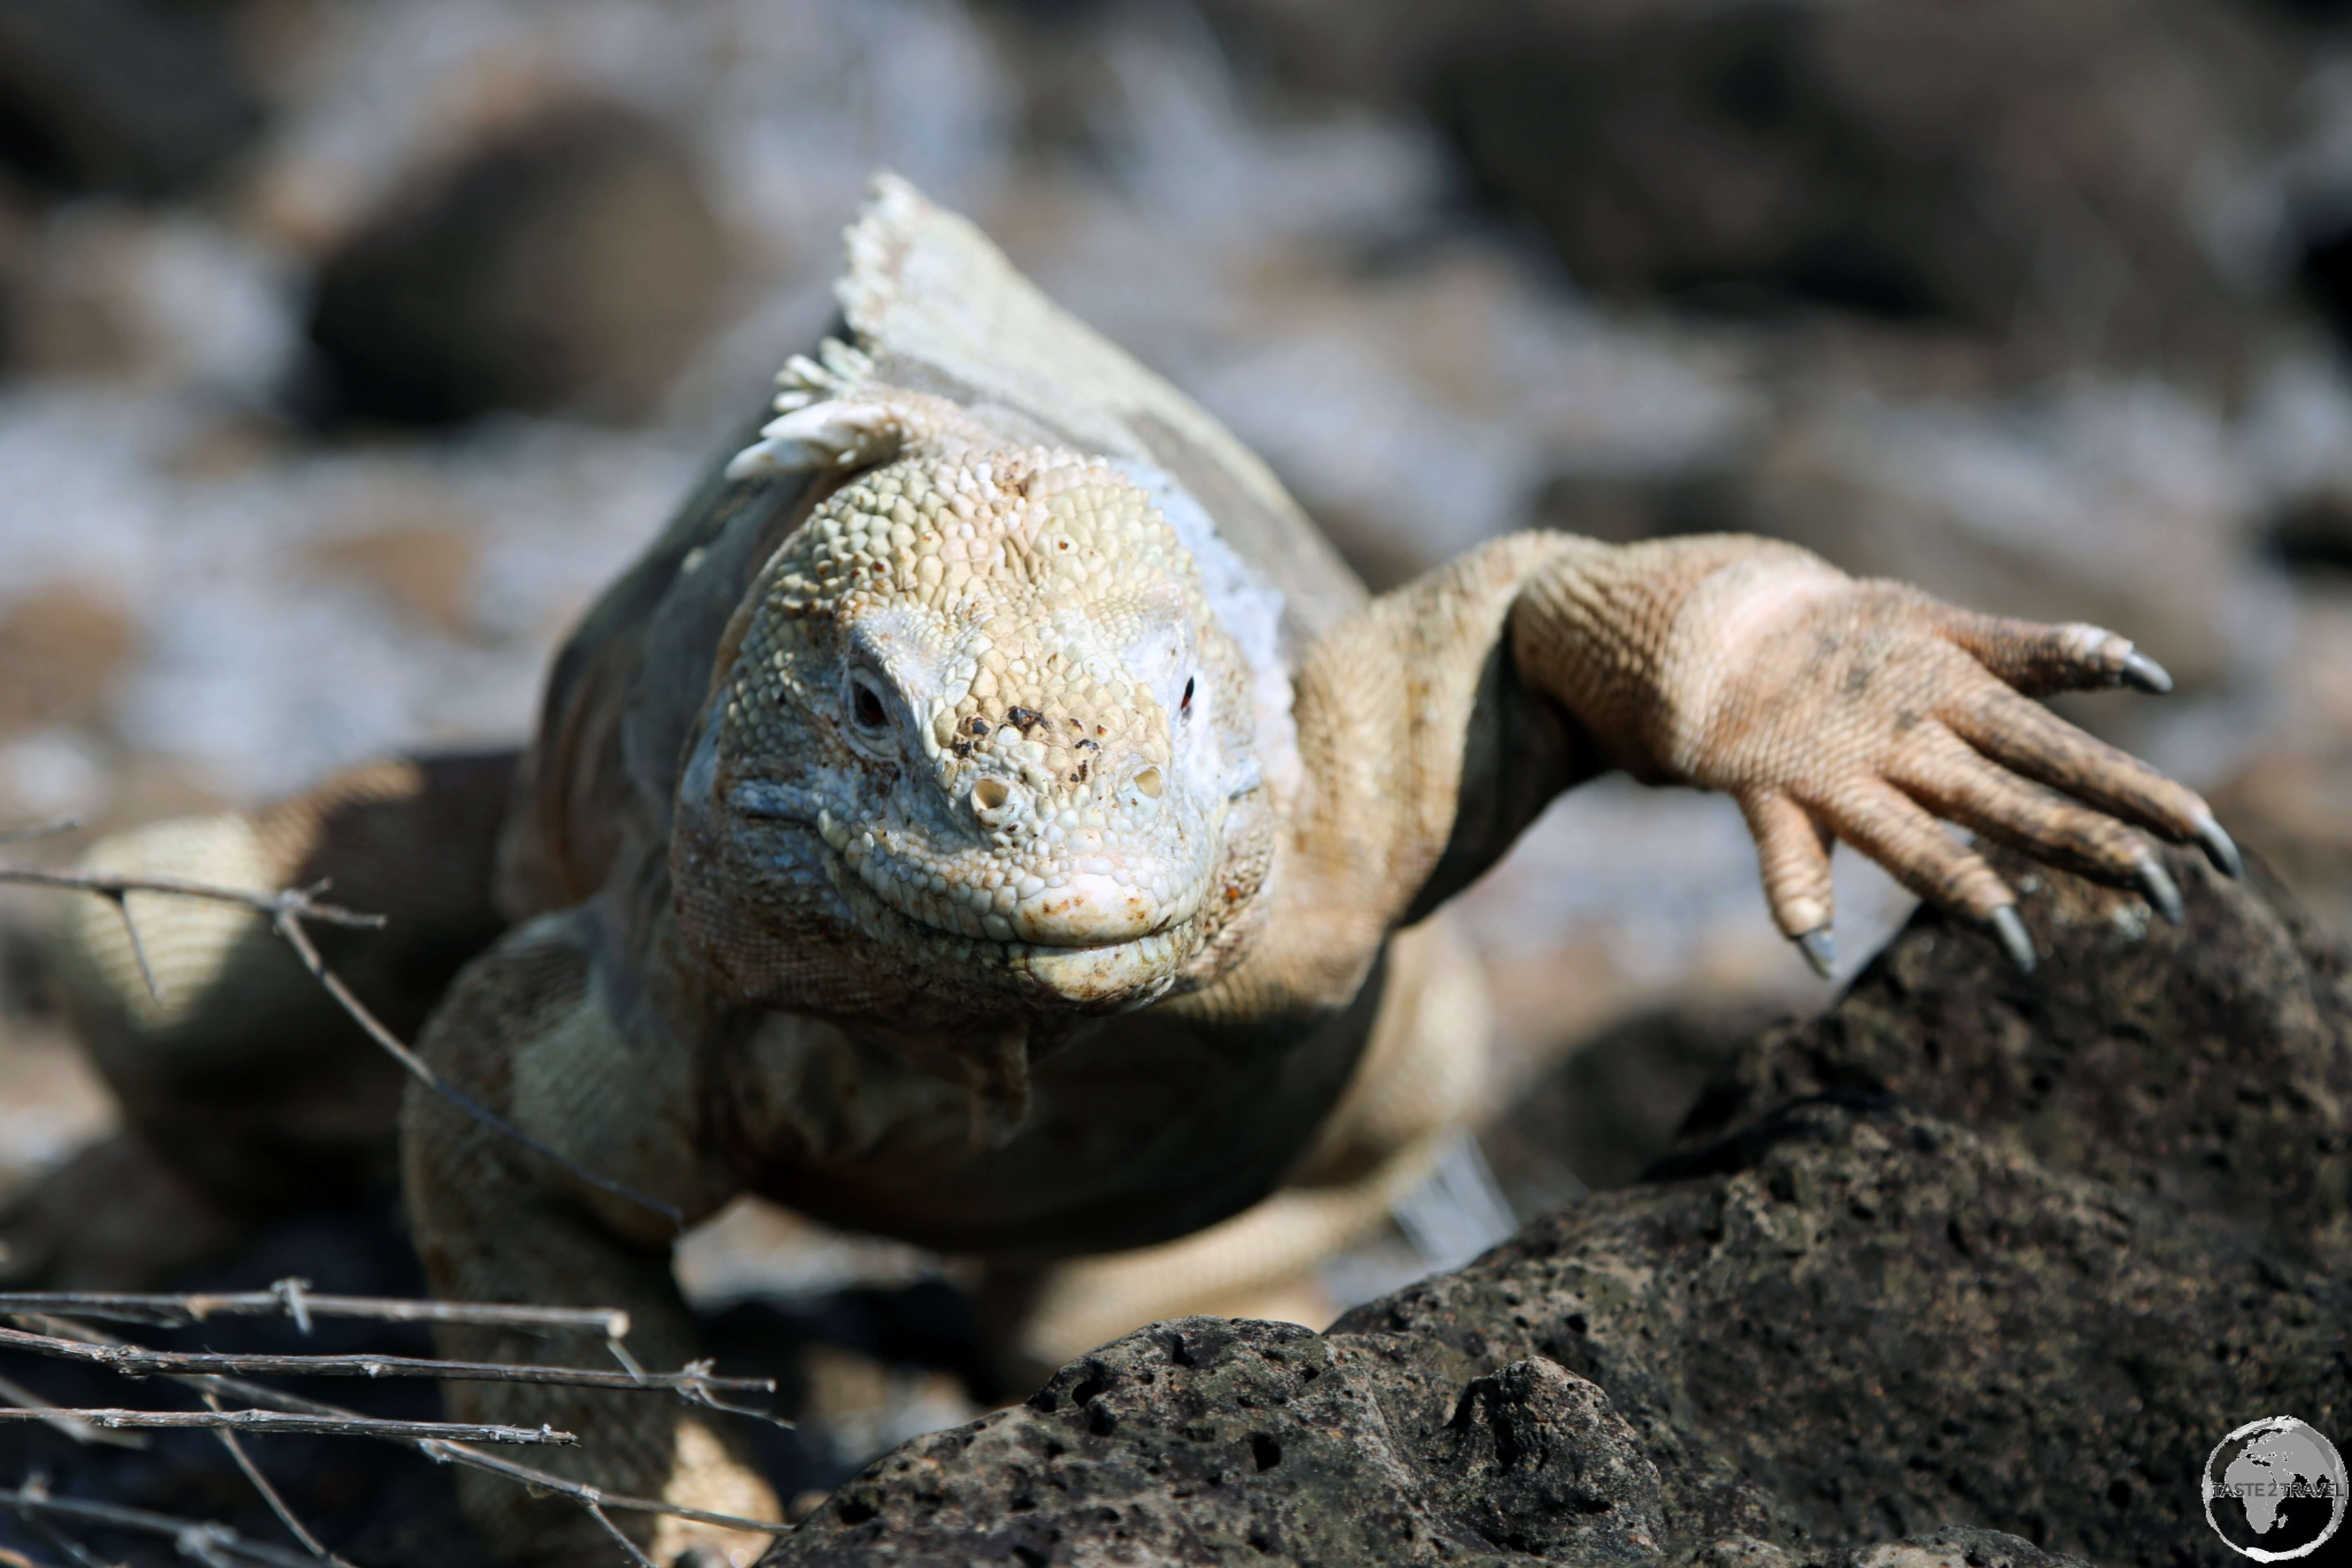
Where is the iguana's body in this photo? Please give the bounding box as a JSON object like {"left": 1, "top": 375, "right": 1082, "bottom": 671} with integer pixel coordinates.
{"left": 40, "top": 179, "right": 2232, "bottom": 1564}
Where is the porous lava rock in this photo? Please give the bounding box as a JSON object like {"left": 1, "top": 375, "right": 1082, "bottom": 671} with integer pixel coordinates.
{"left": 1681, "top": 846, "right": 2352, "bottom": 1258}
{"left": 763, "top": 843, "right": 2350, "bottom": 1566}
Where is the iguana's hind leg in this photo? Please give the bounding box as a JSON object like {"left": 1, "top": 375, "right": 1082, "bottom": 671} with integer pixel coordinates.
{"left": 994, "top": 914, "right": 1494, "bottom": 1378}
{"left": 9, "top": 751, "right": 517, "bottom": 1284}
{"left": 403, "top": 906, "right": 778, "bottom": 1565}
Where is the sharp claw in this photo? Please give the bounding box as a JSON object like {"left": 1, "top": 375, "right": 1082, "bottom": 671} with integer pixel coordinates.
{"left": 2119, "top": 650, "right": 2173, "bottom": 695}
{"left": 2193, "top": 814, "right": 2243, "bottom": 879}
{"left": 1796, "top": 927, "right": 1835, "bottom": 979}
{"left": 2134, "top": 853, "right": 2183, "bottom": 926}
{"left": 1988, "top": 905, "right": 2036, "bottom": 975}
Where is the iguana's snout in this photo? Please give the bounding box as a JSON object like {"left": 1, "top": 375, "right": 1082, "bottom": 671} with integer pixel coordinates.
{"left": 773, "top": 598, "right": 1223, "bottom": 958}
{"left": 935, "top": 716, "right": 1204, "bottom": 948}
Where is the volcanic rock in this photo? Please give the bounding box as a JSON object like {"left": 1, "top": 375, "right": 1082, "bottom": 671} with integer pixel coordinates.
{"left": 764, "top": 843, "right": 2350, "bottom": 1566}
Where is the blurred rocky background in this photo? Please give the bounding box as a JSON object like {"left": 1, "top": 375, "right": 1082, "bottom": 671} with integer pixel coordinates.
{"left": 2, "top": 0, "right": 2352, "bottom": 1555}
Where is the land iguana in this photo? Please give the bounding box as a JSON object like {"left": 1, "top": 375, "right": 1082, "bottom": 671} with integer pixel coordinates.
{"left": 33, "top": 176, "right": 2236, "bottom": 1563}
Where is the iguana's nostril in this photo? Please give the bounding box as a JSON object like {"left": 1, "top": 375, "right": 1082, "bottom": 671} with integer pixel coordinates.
{"left": 970, "top": 775, "right": 1028, "bottom": 829}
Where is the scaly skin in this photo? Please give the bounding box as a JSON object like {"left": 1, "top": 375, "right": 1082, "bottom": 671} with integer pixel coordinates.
{"left": 45, "top": 177, "right": 2234, "bottom": 1564}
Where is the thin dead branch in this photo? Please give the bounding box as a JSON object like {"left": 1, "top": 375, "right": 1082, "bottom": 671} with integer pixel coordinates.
{"left": 410, "top": 1442, "right": 794, "bottom": 1536}
{"left": 8, "top": 1508, "right": 99, "bottom": 1568}
{"left": 201, "top": 1395, "right": 357, "bottom": 1568}
{"left": 0, "top": 1374, "right": 142, "bottom": 1452}
{"left": 0, "top": 1408, "right": 573, "bottom": 1445}
{"left": 581, "top": 1503, "right": 657, "bottom": 1568}
{"left": 0, "top": 825, "right": 796, "bottom": 1552}
{"left": 0, "top": 1284, "right": 628, "bottom": 1339}
{"left": 0, "top": 854, "right": 684, "bottom": 1229}
{"left": 21, "top": 1319, "right": 794, "bottom": 1538}
{"left": 2, "top": 1480, "right": 328, "bottom": 1568}
{"left": 0, "top": 868, "right": 382, "bottom": 932}
{"left": 262, "top": 917, "right": 682, "bottom": 1227}
{"left": 0, "top": 1321, "right": 774, "bottom": 1403}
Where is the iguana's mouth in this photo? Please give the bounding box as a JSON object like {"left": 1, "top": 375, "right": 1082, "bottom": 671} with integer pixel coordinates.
{"left": 842, "top": 844, "right": 1202, "bottom": 947}
{"left": 727, "top": 781, "right": 1211, "bottom": 1000}
{"left": 814, "top": 813, "right": 1211, "bottom": 949}
{"left": 824, "top": 860, "right": 1200, "bottom": 1008}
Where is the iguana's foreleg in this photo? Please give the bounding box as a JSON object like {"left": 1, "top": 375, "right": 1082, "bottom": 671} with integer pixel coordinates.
{"left": 401, "top": 905, "right": 777, "bottom": 1565}
{"left": 1277, "top": 532, "right": 2228, "bottom": 987}
{"left": 1508, "top": 534, "right": 2228, "bottom": 968}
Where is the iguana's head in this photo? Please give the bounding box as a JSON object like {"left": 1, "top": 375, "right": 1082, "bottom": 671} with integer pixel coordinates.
{"left": 675, "top": 415, "right": 1271, "bottom": 1019}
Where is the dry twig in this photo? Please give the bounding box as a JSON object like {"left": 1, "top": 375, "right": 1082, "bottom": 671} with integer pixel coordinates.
{"left": 0, "top": 1408, "right": 573, "bottom": 1445}
{"left": 581, "top": 1503, "right": 657, "bottom": 1568}
{"left": 0, "top": 852, "right": 684, "bottom": 1229}
{"left": 0, "top": 1321, "right": 773, "bottom": 1405}
{"left": 0, "top": 838, "right": 795, "bottom": 1558}
{"left": 20, "top": 1319, "right": 794, "bottom": 1538}
{"left": 1, "top": 1480, "right": 327, "bottom": 1568}
{"left": 0, "top": 1374, "right": 141, "bottom": 1452}
{"left": 7, "top": 1509, "right": 97, "bottom": 1568}
{"left": 409, "top": 1441, "right": 794, "bottom": 1537}
{"left": 0, "top": 1285, "right": 627, "bottom": 1340}
{"left": 201, "top": 1395, "right": 359, "bottom": 1568}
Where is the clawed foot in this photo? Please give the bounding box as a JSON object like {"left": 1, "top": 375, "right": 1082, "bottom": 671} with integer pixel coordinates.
{"left": 1686, "top": 579, "right": 2236, "bottom": 976}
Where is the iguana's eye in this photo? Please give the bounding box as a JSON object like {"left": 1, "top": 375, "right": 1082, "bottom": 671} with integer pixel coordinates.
{"left": 1180, "top": 677, "right": 1194, "bottom": 718}
{"left": 849, "top": 673, "right": 890, "bottom": 731}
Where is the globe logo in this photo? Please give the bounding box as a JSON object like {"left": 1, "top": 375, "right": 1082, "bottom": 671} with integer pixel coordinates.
{"left": 2205, "top": 1417, "right": 2347, "bottom": 1561}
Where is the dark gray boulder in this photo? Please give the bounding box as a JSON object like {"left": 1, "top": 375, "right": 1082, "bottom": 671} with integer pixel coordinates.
{"left": 763, "top": 844, "right": 2350, "bottom": 1566}
{"left": 0, "top": 0, "right": 262, "bottom": 196}
{"left": 303, "top": 100, "right": 728, "bottom": 428}
{"left": 1681, "top": 846, "right": 2352, "bottom": 1255}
